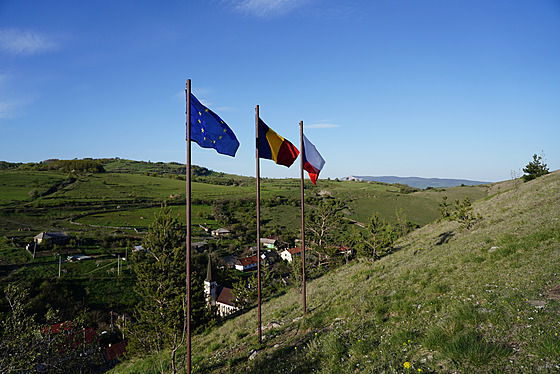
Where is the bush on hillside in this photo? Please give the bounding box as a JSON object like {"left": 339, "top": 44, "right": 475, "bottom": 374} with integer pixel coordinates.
{"left": 522, "top": 153, "right": 549, "bottom": 182}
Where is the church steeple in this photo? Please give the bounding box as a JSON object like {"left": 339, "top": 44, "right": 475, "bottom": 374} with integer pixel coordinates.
{"left": 204, "top": 252, "right": 217, "bottom": 304}
{"left": 205, "top": 252, "right": 214, "bottom": 282}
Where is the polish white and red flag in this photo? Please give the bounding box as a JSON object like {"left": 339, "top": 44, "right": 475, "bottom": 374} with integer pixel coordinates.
{"left": 302, "top": 134, "right": 325, "bottom": 185}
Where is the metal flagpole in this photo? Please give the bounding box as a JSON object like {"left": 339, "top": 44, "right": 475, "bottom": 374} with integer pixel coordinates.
{"left": 299, "top": 121, "right": 306, "bottom": 315}
{"left": 255, "top": 105, "right": 262, "bottom": 344}
{"left": 185, "top": 79, "right": 192, "bottom": 374}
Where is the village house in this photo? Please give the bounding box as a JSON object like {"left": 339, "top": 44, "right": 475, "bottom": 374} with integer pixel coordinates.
{"left": 220, "top": 255, "right": 238, "bottom": 269}
{"left": 42, "top": 322, "right": 97, "bottom": 352}
{"left": 34, "top": 231, "right": 70, "bottom": 244}
{"left": 191, "top": 241, "right": 207, "bottom": 252}
{"left": 260, "top": 235, "right": 289, "bottom": 250}
{"left": 67, "top": 254, "right": 92, "bottom": 262}
{"left": 204, "top": 256, "right": 238, "bottom": 317}
{"left": 280, "top": 247, "right": 309, "bottom": 263}
{"left": 211, "top": 228, "right": 230, "bottom": 237}
{"left": 260, "top": 236, "right": 278, "bottom": 249}
{"left": 261, "top": 249, "right": 279, "bottom": 265}
{"left": 234, "top": 255, "right": 260, "bottom": 272}
{"left": 104, "top": 340, "right": 128, "bottom": 367}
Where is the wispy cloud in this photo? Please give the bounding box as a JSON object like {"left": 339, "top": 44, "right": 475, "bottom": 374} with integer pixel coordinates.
{"left": 0, "top": 74, "right": 15, "bottom": 119}
{"left": 0, "top": 73, "right": 37, "bottom": 119}
{"left": 0, "top": 95, "right": 38, "bottom": 120}
{"left": 0, "top": 28, "right": 58, "bottom": 56}
{"left": 231, "top": 0, "right": 310, "bottom": 18}
{"left": 306, "top": 123, "right": 340, "bottom": 129}
{"left": 0, "top": 102, "right": 15, "bottom": 119}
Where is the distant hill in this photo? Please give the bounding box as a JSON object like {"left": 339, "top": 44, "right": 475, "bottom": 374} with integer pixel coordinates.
{"left": 344, "top": 175, "right": 490, "bottom": 189}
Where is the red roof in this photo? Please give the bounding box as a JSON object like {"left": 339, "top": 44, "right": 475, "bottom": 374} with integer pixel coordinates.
{"left": 286, "top": 247, "right": 309, "bottom": 255}
{"left": 105, "top": 340, "right": 128, "bottom": 361}
{"left": 216, "top": 287, "right": 236, "bottom": 306}
{"left": 238, "top": 255, "right": 259, "bottom": 266}
{"left": 43, "top": 323, "right": 97, "bottom": 351}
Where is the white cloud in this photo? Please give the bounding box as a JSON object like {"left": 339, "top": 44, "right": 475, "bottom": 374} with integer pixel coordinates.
{"left": 306, "top": 123, "right": 340, "bottom": 129}
{"left": 0, "top": 28, "right": 58, "bottom": 56}
{"left": 232, "top": 0, "right": 309, "bottom": 18}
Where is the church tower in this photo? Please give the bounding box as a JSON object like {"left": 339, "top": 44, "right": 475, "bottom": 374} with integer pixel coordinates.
{"left": 204, "top": 253, "right": 217, "bottom": 305}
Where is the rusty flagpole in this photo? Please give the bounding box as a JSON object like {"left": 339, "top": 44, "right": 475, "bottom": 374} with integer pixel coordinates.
{"left": 299, "top": 121, "right": 307, "bottom": 315}
{"left": 185, "top": 79, "right": 192, "bottom": 374}
{"left": 255, "top": 105, "right": 262, "bottom": 344}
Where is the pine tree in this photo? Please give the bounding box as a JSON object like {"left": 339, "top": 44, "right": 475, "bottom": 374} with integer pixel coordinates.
{"left": 129, "top": 206, "right": 212, "bottom": 374}
{"left": 353, "top": 212, "right": 395, "bottom": 263}
{"left": 522, "top": 153, "right": 549, "bottom": 182}
{"left": 439, "top": 196, "right": 451, "bottom": 219}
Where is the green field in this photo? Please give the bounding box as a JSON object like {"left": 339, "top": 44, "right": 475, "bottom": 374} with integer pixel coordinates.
{"left": 0, "top": 171, "right": 66, "bottom": 204}
{"left": 47, "top": 173, "right": 255, "bottom": 202}
{"left": 0, "top": 165, "right": 501, "bottom": 238}
{"left": 75, "top": 204, "right": 216, "bottom": 228}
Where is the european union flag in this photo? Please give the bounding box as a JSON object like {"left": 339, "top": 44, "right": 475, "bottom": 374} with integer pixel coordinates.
{"left": 187, "top": 92, "right": 239, "bottom": 157}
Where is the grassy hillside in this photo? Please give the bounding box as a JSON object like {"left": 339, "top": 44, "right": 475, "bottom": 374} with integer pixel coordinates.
{"left": 0, "top": 164, "right": 497, "bottom": 239}
{"left": 0, "top": 171, "right": 67, "bottom": 205}
{"left": 112, "top": 171, "right": 560, "bottom": 373}
{"left": 326, "top": 179, "right": 494, "bottom": 227}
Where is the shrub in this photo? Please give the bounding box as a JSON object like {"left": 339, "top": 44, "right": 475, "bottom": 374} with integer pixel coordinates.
{"left": 522, "top": 153, "right": 549, "bottom": 182}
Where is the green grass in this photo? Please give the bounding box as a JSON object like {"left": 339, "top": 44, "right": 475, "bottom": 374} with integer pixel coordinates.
{"left": 112, "top": 171, "right": 560, "bottom": 373}
{"left": 0, "top": 171, "right": 66, "bottom": 204}
{"left": 75, "top": 204, "right": 216, "bottom": 228}
{"left": 310, "top": 179, "right": 492, "bottom": 227}
{"left": 43, "top": 173, "right": 256, "bottom": 203}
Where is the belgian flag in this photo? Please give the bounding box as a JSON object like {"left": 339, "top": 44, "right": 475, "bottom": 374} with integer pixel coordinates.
{"left": 257, "top": 118, "right": 299, "bottom": 167}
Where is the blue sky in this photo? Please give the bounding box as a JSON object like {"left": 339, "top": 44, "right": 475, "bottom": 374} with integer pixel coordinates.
{"left": 1, "top": 0, "right": 559, "bottom": 182}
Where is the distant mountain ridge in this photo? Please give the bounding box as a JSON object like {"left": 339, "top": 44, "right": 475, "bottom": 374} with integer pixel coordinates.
{"left": 343, "top": 175, "right": 490, "bottom": 189}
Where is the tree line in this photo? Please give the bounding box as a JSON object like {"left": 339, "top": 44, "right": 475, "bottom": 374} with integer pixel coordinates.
{"left": 1, "top": 159, "right": 105, "bottom": 173}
